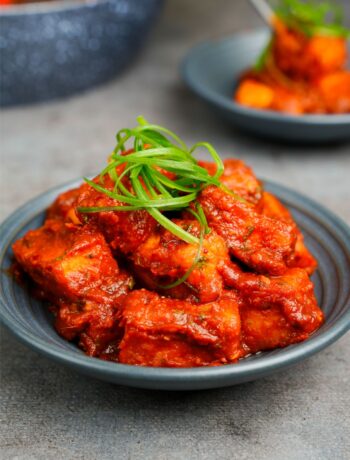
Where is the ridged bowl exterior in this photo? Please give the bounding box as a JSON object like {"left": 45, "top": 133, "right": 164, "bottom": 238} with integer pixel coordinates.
{"left": 0, "top": 178, "right": 349, "bottom": 390}
{"left": 0, "top": 0, "right": 163, "bottom": 106}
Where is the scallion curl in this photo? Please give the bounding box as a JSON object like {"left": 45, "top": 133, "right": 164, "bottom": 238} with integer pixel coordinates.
{"left": 78, "top": 117, "right": 224, "bottom": 247}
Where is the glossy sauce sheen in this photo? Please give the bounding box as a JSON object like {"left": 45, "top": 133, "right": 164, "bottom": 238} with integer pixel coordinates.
{"left": 12, "top": 159, "right": 324, "bottom": 367}
{"left": 235, "top": 19, "right": 350, "bottom": 115}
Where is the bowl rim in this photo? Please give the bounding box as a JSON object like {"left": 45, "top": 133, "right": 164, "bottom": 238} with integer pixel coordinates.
{"left": 181, "top": 28, "right": 350, "bottom": 126}
{"left": 0, "top": 177, "right": 350, "bottom": 387}
{"left": 0, "top": 0, "right": 110, "bottom": 16}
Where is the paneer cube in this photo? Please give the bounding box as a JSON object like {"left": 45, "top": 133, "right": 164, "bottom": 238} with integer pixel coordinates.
{"left": 46, "top": 186, "right": 82, "bottom": 223}
{"left": 199, "top": 186, "right": 297, "bottom": 275}
{"left": 261, "top": 192, "right": 317, "bottom": 274}
{"left": 12, "top": 220, "right": 132, "bottom": 356}
{"left": 199, "top": 159, "right": 262, "bottom": 205}
{"left": 118, "top": 290, "right": 242, "bottom": 367}
{"left": 221, "top": 263, "right": 324, "bottom": 353}
{"left": 76, "top": 176, "right": 157, "bottom": 255}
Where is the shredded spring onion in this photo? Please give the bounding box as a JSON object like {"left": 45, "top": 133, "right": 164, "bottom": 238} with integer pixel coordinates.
{"left": 255, "top": 0, "right": 349, "bottom": 70}
{"left": 77, "top": 117, "right": 224, "bottom": 288}
{"left": 275, "top": 0, "right": 350, "bottom": 38}
{"left": 78, "top": 116, "right": 223, "bottom": 245}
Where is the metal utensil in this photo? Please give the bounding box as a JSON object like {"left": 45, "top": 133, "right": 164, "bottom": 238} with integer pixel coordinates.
{"left": 249, "top": 0, "right": 274, "bottom": 26}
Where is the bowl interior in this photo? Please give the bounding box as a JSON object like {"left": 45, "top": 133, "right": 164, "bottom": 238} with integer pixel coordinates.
{"left": 184, "top": 29, "right": 266, "bottom": 106}
{"left": 0, "top": 179, "right": 349, "bottom": 390}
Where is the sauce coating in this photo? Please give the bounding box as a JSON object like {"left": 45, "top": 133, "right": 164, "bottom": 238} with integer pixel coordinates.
{"left": 235, "top": 18, "right": 350, "bottom": 115}
{"left": 12, "top": 158, "right": 324, "bottom": 367}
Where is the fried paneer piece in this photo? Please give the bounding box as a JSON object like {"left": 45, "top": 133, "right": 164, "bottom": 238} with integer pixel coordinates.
{"left": 274, "top": 90, "right": 309, "bottom": 115}
{"left": 317, "top": 71, "right": 350, "bottom": 114}
{"left": 118, "top": 289, "right": 242, "bottom": 367}
{"left": 235, "top": 79, "right": 275, "bottom": 110}
{"left": 273, "top": 19, "right": 347, "bottom": 81}
{"left": 12, "top": 220, "right": 132, "bottom": 356}
{"left": 261, "top": 191, "right": 317, "bottom": 274}
{"left": 129, "top": 219, "right": 230, "bottom": 303}
{"left": 12, "top": 220, "right": 130, "bottom": 304}
{"left": 199, "top": 186, "right": 297, "bottom": 275}
{"left": 235, "top": 76, "right": 308, "bottom": 115}
{"left": 46, "top": 187, "right": 82, "bottom": 223}
{"left": 77, "top": 177, "right": 231, "bottom": 303}
{"left": 220, "top": 263, "right": 324, "bottom": 353}
{"left": 235, "top": 15, "right": 349, "bottom": 115}
{"left": 199, "top": 159, "right": 262, "bottom": 205}
{"left": 76, "top": 176, "right": 157, "bottom": 255}
{"left": 240, "top": 306, "right": 312, "bottom": 353}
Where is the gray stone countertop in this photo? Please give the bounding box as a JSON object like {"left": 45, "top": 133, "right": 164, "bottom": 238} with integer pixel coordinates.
{"left": 0, "top": 1, "right": 349, "bottom": 459}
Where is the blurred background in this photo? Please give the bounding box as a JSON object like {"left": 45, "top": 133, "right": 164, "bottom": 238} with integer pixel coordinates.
{"left": 1, "top": 2, "right": 350, "bottom": 459}
{"left": 1, "top": 1, "right": 349, "bottom": 221}
{"left": 1, "top": 0, "right": 349, "bottom": 218}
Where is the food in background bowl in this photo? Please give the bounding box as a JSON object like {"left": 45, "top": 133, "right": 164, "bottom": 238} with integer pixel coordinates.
{"left": 235, "top": 0, "right": 350, "bottom": 115}
{"left": 11, "top": 118, "right": 324, "bottom": 368}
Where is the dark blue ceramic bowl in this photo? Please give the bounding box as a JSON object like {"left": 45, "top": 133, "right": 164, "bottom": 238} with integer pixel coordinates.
{"left": 0, "top": 178, "right": 349, "bottom": 390}
{"left": 0, "top": 0, "right": 163, "bottom": 107}
{"left": 181, "top": 29, "right": 350, "bottom": 143}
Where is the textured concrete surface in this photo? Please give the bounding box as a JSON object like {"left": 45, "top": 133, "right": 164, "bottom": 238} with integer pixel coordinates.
{"left": 1, "top": 1, "right": 349, "bottom": 459}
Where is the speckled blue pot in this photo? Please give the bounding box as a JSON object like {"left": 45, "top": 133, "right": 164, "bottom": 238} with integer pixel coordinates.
{"left": 0, "top": 0, "right": 163, "bottom": 106}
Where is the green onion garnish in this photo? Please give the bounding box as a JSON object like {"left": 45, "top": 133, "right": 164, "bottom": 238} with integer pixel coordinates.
{"left": 77, "top": 116, "right": 223, "bottom": 247}
{"left": 77, "top": 117, "right": 224, "bottom": 288}
{"left": 274, "top": 0, "right": 349, "bottom": 38}
{"left": 254, "top": 38, "right": 273, "bottom": 71}
{"left": 255, "top": 0, "right": 349, "bottom": 70}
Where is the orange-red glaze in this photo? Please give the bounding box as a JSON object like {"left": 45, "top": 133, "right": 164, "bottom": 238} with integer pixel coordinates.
{"left": 317, "top": 72, "right": 350, "bottom": 114}
{"left": 235, "top": 17, "right": 350, "bottom": 115}
{"left": 199, "top": 159, "right": 263, "bottom": 205}
{"left": 12, "top": 219, "right": 132, "bottom": 356}
{"left": 261, "top": 192, "right": 317, "bottom": 274}
{"left": 119, "top": 290, "right": 242, "bottom": 367}
{"left": 77, "top": 175, "right": 157, "bottom": 255}
{"left": 272, "top": 19, "right": 347, "bottom": 81}
{"left": 12, "top": 158, "right": 324, "bottom": 367}
{"left": 128, "top": 219, "right": 230, "bottom": 303}
{"left": 46, "top": 186, "right": 82, "bottom": 223}
{"left": 220, "top": 263, "right": 323, "bottom": 353}
{"left": 199, "top": 185, "right": 297, "bottom": 275}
